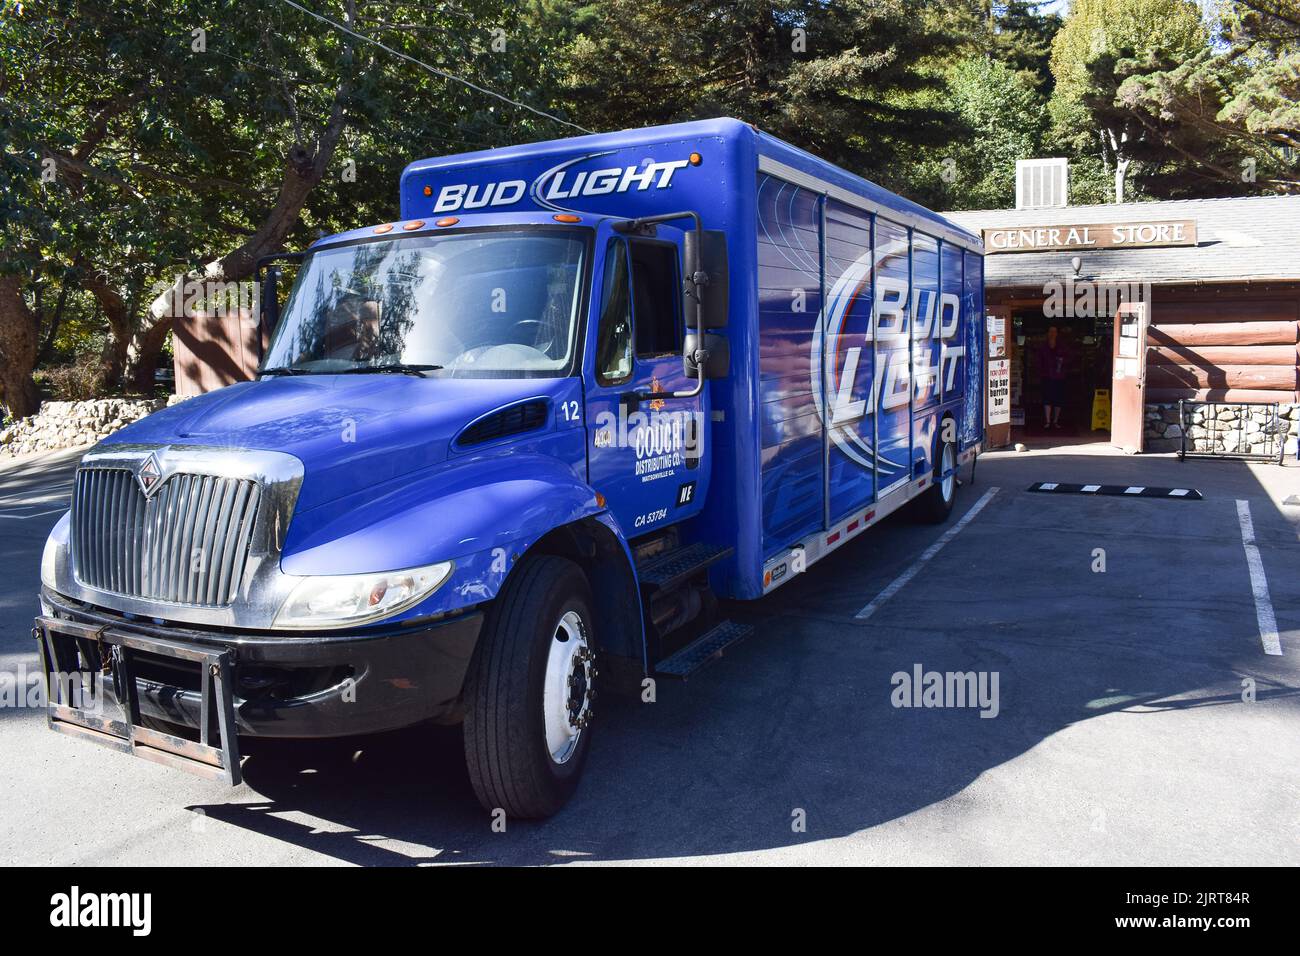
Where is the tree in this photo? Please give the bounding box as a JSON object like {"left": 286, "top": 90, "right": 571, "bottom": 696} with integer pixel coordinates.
{"left": 992, "top": 1, "right": 1064, "bottom": 94}
{"left": 921, "top": 55, "right": 1049, "bottom": 209}
{"left": 1048, "top": 0, "right": 1208, "bottom": 202}
{"left": 1109, "top": 1, "right": 1300, "bottom": 193}
{"left": 553, "top": 0, "right": 966, "bottom": 192}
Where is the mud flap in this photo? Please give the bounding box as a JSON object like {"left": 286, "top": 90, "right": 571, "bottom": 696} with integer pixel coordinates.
{"left": 33, "top": 616, "right": 242, "bottom": 785}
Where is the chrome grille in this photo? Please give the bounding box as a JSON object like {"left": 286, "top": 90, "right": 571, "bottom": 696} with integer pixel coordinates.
{"left": 71, "top": 467, "right": 262, "bottom": 606}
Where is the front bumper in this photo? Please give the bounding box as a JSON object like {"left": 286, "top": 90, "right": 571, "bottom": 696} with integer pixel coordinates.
{"left": 38, "top": 588, "right": 483, "bottom": 743}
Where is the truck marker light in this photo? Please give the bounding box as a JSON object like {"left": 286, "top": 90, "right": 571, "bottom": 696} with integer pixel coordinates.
{"left": 403, "top": 220, "right": 426, "bottom": 230}
{"left": 826, "top": 532, "right": 840, "bottom": 545}
{"left": 689, "top": 152, "right": 702, "bottom": 166}
{"left": 552, "top": 213, "right": 582, "bottom": 223}
{"left": 435, "top": 216, "right": 459, "bottom": 227}
{"left": 423, "top": 185, "right": 433, "bottom": 196}
{"left": 374, "top": 224, "right": 394, "bottom": 234}
{"left": 847, "top": 520, "right": 859, "bottom": 532}
{"left": 595, "top": 492, "right": 607, "bottom": 508}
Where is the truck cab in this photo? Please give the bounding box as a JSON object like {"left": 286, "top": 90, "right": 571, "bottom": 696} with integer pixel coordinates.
{"left": 35, "top": 119, "right": 984, "bottom": 818}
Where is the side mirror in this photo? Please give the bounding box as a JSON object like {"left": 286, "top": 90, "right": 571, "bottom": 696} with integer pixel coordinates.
{"left": 258, "top": 266, "right": 280, "bottom": 339}
{"left": 683, "top": 332, "right": 729, "bottom": 379}
{"left": 682, "top": 230, "right": 729, "bottom": 329}
{"left": 253, "top": 251, "right": 306, "bottom": 361}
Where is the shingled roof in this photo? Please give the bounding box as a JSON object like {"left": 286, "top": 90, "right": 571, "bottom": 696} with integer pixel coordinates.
{"left": 945, "top": 195, "right": 1300, "bottom": 287}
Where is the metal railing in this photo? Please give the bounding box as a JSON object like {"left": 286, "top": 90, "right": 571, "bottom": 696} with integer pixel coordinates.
{"left": 1177, "top": 400, "right": 1287, "bottom": 465}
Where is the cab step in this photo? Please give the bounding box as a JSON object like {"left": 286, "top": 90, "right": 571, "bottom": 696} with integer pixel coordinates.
{"left": 636, "top": 542, "right": 733, "bottom": 591}
{"left": 654, "top": 619, "right": 752, "bottom": 680}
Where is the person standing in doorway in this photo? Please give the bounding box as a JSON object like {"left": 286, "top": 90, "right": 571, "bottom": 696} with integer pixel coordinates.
{"left": 1037, "top": 325, "right": 1071, "bottom": 430}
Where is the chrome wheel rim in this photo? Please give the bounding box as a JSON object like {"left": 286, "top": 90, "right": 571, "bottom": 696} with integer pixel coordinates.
{"left": 542, "top": 609, "right": 594, "bottom": 765}
{"left": 940, "top": 442, "right": 955, "bottom": 504}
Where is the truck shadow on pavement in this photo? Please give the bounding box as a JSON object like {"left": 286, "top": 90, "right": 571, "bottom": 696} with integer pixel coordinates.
{"left": 188, "top": 456, "right": 1300, "bottom": 865}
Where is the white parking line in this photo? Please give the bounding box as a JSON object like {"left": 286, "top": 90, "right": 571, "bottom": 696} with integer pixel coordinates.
{"left": 1235, "top": 499, "right": 1282, "bottom": 656}
{"left": 854, "top": 487, "right": 1000, "bottom": 621}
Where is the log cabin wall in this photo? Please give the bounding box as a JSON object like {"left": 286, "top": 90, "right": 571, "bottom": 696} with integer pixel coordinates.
{"left": 1145, "top": 283, "right": 1300, "bottom": 405}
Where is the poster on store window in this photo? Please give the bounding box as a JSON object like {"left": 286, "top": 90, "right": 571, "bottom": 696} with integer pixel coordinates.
{"left": 988, "top": 314, "right": 1006, "bottom": 358}
{"left": 988, "top": 358, "right": 1011, "bottom": 425}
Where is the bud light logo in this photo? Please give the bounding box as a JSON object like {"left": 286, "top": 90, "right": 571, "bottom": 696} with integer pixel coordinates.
{"left": 429, "top": 151, "right": 691, "bottom": 214}
{"left": 811, "top": 249, "right": 964, "bottom": 471}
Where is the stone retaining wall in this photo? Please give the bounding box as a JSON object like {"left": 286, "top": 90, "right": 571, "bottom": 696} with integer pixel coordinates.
{"left": 1145, "top": 402, "right": 1299, "bottom": 458}
{"left": 0, "top": 398, "right": 167, "bottom": 457}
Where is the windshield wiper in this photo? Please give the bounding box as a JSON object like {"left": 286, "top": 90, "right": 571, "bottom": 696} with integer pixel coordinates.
{"left": 335, "top": 363, "right": 444, "bottom": 377}
{"left": 260, "top": 366, "right": 313, "bottom": 376}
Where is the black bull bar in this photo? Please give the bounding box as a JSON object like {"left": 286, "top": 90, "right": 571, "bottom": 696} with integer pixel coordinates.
{"left": 33, "top": 615, "right": 242, "bottom": 785}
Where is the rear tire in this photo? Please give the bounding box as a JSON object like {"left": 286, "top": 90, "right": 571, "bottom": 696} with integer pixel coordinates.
{"left": 462, "top": 555, "right": 597, "bottom": 819}
{"left": 915, "top": 435, "right": 957, "bottom": 523}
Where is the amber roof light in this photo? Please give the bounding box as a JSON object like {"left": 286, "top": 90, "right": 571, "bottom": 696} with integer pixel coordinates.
{"left": 373, "top": 224, "right": 394, "bottom": 234}
{"left": 435, "top": 216, "right": 460, "bottom": 227}
{"left": 553, "top": 214, "right": 582, "bottom": 223}
{"left": 403, "top": 220, "right": 426, "bottom": 230}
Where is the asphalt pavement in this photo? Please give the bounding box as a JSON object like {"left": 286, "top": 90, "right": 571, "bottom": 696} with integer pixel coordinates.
{"left": 2, "top": 440, "right": 1297, "bottom": 865}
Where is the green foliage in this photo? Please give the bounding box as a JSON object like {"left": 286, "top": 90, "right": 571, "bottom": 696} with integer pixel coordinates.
{"left": 1037, "top": 0, "right": 1299, "bottom": 198}
{"left": 1048, "top": 0, "right": 1208, "bottom": 155}
{"left": 915, "top": 55, "right": 1049, "bottom": 209}
{"left": 993, "top": 1, "right": 1064, "bottom": 93}
{"left": 1109, "top": 1, "right": 1300, "bottom": 192}
{"left": 552, "top": 0, "right": 966, "bottom": 192}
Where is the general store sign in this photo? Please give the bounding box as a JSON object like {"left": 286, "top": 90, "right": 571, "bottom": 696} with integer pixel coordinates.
{"left": 983, "top": 220, "right": 1196, "bottom": 254}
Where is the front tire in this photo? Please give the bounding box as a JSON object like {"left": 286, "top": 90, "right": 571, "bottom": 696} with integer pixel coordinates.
{"left": 462, "top": 555, "right": 597, "bottom": 819}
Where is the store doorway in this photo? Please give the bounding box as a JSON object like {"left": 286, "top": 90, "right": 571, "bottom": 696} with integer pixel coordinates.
{"left": 1007, "top": 305, "right": 1114, "bottom": 443}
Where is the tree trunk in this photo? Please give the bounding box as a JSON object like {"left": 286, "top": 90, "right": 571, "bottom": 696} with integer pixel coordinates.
{"left": 83, "top": 271, "right": 133, "bottom": 389}
{"left": 1115, "top": 157, "right": 1130, "bottom": 203}
{"left": 129, "top": 315, "right": 176, "bottom": 394}
{"left": 0, "top": 276, "right": 42, "bottom": 419}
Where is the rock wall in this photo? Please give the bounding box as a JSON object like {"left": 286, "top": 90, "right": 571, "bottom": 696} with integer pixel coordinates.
{"left": 0, "top": 398, "right": 167, "bottom": 457}
{"left": 1145, "top": 402, "right": 1299, "bottom": 458}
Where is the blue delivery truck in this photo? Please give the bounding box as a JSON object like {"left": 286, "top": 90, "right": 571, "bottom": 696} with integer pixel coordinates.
{"left": 35, "top": 118, "right": 985, "bottom": 817}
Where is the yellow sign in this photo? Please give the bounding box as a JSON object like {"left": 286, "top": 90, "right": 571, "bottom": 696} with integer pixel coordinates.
{"left": 1091, "top": 389, "right": 1111, "bottom": 431}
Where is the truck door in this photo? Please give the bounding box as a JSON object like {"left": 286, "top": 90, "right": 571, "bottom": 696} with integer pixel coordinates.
{"left": 584, "top": 230, "right": 709, "bottom": 537}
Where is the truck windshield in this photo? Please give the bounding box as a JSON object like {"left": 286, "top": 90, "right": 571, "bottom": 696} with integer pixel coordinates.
{"left": 263, "top": 229, "right": 587, "bottom": 378}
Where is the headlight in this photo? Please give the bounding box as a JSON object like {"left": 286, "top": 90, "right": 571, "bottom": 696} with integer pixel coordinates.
{"left": 41, "top": 522, "right": 64, "bottom": 590}
{"left": 40, "top": 538, "right": 57, "bottom": 590}
{"left": 274, "top": 561, "right": 453, "bottom": 629}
